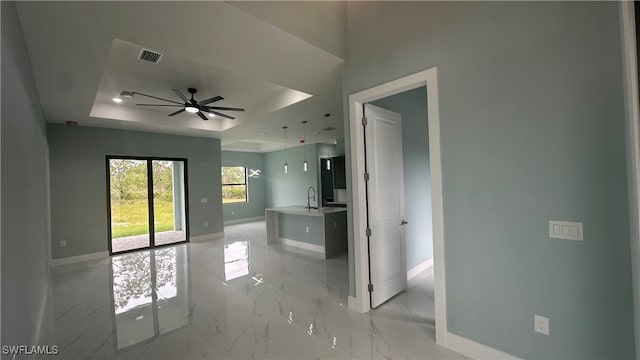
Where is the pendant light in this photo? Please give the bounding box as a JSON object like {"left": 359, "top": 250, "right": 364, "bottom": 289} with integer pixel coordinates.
{"left": 283, "top": 126, "right": 288, "bottom": 174}
{"left": 302, "top": 120, "right": 308, "bottom": 172}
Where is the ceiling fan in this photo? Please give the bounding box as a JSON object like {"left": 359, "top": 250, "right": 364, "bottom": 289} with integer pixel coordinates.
{"left": 135, "top": 88, "right": 244, "bottom": 120}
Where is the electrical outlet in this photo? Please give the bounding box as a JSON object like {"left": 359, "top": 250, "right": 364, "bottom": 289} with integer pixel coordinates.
{"left": 549, "top": 220, "right": 583, "bottom": 241}
{"left": 60, "top": 240, "right": 67, "bottom": 247}
{"left": 200, "top": 197, "right": 208, "bottom": 203}
{"left": 534, "top": 314, "right": 549, "bottom": 335}
{"left": 305, "top": 226, "right": 310, "bottom": 233}
{"left": 204, "top": 221, "right": 208, "bottom": 227}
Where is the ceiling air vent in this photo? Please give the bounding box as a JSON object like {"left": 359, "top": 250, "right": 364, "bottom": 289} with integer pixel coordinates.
{"left": 137, "top": 48, "right": 163, "bottom": 64}
{"left": 118, "top": 90, "right": 135, "bottom": 98}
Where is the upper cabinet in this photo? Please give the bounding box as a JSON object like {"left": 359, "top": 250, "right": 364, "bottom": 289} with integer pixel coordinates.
{"left": 332, "top": 156, "right": 346, "bottom": 189}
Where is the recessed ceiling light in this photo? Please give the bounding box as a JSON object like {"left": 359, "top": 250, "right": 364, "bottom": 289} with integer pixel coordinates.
{"left": 207, "top": 113, "right": 216, "bottom": 118}
{"left": 112, "top": 97, "right": 123, "bottom": 103}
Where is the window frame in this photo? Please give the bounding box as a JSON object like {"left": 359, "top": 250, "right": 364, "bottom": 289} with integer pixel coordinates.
{"left": 221, "top": 166, "right": 248, "bottom": 204}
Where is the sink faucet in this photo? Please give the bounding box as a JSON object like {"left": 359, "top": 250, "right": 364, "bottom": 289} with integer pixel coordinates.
{"left": 307, "top": 186, "right": 316, "bottom": 210}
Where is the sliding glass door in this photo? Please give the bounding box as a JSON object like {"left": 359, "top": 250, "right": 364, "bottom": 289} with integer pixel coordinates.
{"left": 108, "top": 157, "right": 189, "bottom": 254}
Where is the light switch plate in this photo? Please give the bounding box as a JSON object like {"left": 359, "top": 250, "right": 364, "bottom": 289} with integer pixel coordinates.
{"left": 549, "top": 220, "right": 583, "bottom": 241}
{"left": 201, "top": 197, "right": 208, "bottom": 203}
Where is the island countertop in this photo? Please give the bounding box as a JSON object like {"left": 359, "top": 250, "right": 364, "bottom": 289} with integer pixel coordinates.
{"left": 265, "top": 206, "right": 347, "bottom": 217}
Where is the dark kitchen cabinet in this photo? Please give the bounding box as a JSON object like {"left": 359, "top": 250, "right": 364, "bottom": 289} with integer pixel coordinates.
{"left": 332, "top": 156, "right": 346, "bottom": 189}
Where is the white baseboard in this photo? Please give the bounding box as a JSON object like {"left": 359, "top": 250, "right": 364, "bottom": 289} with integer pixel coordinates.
{"left": 279, "top": 237, "right": 324, "bottom": 254}
{"left": 446, "top": 332, "right": 522, "bottom": 359}
{"left": 224, "top": 216, "right": 265, "bottom": 226}
{"left": 50, "top": 251, "right": 108, "bottom": 267}
{"left": 191, "top": 232, "right": 224, "bottom": 242}
{"left": 407, "top": 257, "right": 434, "bottom": 281}
{"left": 32, "top": 276, "right": 49, "bottom": 346}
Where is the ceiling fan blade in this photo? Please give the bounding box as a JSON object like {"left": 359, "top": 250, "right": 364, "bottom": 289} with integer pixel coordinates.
{"left": 196, "top": 111, "right": 208, "bottom": 121}
{"left": 168, "top": 109, "right": 185, "bottom": 116}
{"left": 203, "top": 106, "right": 245, "bottom": 112}
{"left": 198, "top": 96, "right": 224, "bottom": 106}
{"left": 134, "top": 92, "right": 182, "bottom": 105}
{"left": 136, "top": 104, "right": 183, "bottom": 107}
{"left": 172, "top": 89, "right": 189, "bottom": 103}
{"left": 205, "top": 109, "right": 236, "bottom": 120}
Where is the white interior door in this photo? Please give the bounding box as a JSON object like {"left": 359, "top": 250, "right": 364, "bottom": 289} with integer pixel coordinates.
{"left": 364, "top": 103, "right": 407, "bottom": 308}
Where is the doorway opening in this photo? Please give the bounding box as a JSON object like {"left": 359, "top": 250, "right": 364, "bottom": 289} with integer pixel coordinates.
{"left": 347, "top": 67, "right": 446, "bottom": 346}
{"left": 107, "top": 156, "right": 189, "bottom": 254}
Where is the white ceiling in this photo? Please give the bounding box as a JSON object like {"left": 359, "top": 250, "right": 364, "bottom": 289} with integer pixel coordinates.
{"left": 15, "top": 1, "right": 346, "bottom": 152}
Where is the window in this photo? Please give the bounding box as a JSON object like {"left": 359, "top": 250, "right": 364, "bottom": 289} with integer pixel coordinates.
{"left": 221, "top": 166, "right": 247, "bottom": 203}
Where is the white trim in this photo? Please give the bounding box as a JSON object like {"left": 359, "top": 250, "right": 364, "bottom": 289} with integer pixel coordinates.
{"left": 224, "top": 216, "right": 265, "bottom": 226}
{"left": 407, "top": 257, "right": 434, "bottom": 281}
{"left": 32, "top": 279, "right": 48, "bottom": 347}
{"left": 620, "top": 2, "right": 640, "bottom": 355}
{"left": 50, "top": 251, "right": 108, "bottom": 267}
{"left": 279, "top": 237, "right": 325, "bottom": 255}
{"left": 191, "top": 232, "right": 225, "bottom": 242}
{"left": 446, "top": 332, "right": 522, "bottom": 360}
{"left": 348, "top": 67, "right": 447, "bottom": 347}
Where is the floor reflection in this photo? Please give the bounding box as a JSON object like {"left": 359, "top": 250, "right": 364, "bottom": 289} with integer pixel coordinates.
{"left": 223, "top": 240, "right": 249, "bottom": 281}
{"left": 37, "top": 222, "right": 460, "bottom": 360}
{"left": 110, "top": 246, "right": 190, "bottom": 351}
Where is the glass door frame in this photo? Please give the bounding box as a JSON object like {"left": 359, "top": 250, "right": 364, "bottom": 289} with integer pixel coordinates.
{"left": 106, "top": 156, "right": 190, "bottom": 255}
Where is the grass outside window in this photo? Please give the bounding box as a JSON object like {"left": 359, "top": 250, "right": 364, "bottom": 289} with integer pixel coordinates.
{"left": 111, "top": 199, "right": 174, "bottom": 238}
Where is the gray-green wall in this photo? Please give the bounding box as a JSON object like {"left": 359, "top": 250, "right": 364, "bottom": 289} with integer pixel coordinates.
{"left": 222, "top": 151, "right": 266, "bottom": 222}
{"left": 316, "top": 143, "right": 338, "bottom": 158}
{"left": 372, "top": 87, "right": 431, "bottom": 270}
{"left": 1, "top": 1, "right": 50, "bottom": 350}
{"left": 344, "top": 2, "right": 633, "bottom": 358}
{"left": 335, "top": 138, "right": 345, "bottom": 156}
{"left": 48, "top": 125, "right": 223, "bottom": 259}
{"left": 264, "top": 144, "right": 319, "bottom": 208}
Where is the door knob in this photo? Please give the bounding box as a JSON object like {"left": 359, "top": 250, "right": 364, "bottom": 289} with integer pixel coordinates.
{"left": 400, "top": 220, "right": 408, "bottom": 225}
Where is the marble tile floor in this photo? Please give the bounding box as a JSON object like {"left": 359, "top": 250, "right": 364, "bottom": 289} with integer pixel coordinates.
{"left": 111, "top": 230, "right": 186, "bottom": 253}
{"left": 37, "top": 221, "right": 465, "bottom": 359}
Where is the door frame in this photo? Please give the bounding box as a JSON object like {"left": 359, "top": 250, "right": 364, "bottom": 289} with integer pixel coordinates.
{"left": 620, "top": 1, "right": 640, "bottom": 354}
{"left": 106, "top": 155, "right": 190, "bottom": 255}
{"left": 347, "top": 67, "right": 446, "bottom": 345}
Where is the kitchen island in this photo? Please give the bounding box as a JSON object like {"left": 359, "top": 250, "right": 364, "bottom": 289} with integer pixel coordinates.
{"left": 265, "top": 206, "right": 348, "bottom": 258}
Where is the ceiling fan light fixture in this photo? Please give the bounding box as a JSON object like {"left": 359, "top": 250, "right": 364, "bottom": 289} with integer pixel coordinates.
{"left": 185, "top": 106, "right": 199, "bottom": 113}
{"left": 135, "top": 88, "right": 244, "bottom": 120}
